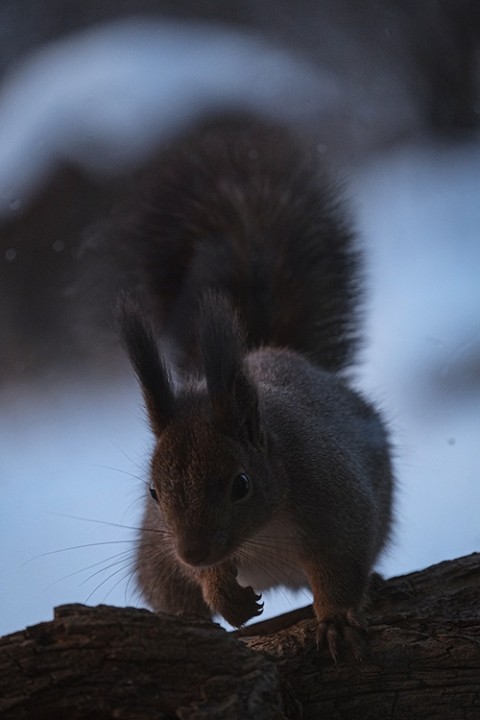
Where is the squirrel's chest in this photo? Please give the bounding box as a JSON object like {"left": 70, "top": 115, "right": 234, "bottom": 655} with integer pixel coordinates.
{"left": 235, "top": 517, "right": 307, "bottom": 592}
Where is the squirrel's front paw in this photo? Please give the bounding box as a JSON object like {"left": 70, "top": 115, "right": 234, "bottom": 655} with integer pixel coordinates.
{"left": 316, "top": 608, "right": 368, "bottom": 665}
{"left": 219, "top": 584, "right": 263, "bottom": 628}
{"left": 200, "top": 566, "right": 263, "bottom": 627}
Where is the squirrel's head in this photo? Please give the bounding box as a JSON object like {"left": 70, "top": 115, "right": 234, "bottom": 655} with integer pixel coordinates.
{"left": 118, "top": 292, "right": 275, "bottom": 568}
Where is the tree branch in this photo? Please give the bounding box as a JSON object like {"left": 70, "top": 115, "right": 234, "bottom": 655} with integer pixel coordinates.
{"left": 1, "top": 553, "right": 480, "bottom": 719}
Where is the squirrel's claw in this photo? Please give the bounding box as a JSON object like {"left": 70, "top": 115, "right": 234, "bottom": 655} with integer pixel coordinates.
{"left": 316, "top": 609, "right": 369, "bottom": 665}
{"left": 220, "top": 585, "right": 263, "bottom": 628}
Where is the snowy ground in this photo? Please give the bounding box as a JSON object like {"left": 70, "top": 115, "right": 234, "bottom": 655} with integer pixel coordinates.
{"left": 353, "top": 140, "right": 480, "bottom": 574}
{"left": 1, "top": 19, "right": 480, "bottom": 637}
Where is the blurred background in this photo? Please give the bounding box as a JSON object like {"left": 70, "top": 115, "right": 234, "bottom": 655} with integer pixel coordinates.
{"left": 1, "top": 0, "right": 480, "bottom": 636}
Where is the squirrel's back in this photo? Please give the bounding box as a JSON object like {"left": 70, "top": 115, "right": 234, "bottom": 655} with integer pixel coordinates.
{"left": 133, "top": 114, "right": 360, "bottom": 372}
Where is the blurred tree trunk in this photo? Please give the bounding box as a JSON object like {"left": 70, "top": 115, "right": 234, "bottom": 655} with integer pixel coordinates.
{"left": 1, "top": 0, "right": 478, "bottom": 383}
{"left": 1, "top": 553, "right": 479, "bottom": 719}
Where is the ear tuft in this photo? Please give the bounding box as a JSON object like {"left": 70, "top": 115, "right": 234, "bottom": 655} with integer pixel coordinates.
{"left": 198, "top": 291, "right": 246, "bottom": 399}
{"left": 116, "top": 295, "right": 175, "bottom": 436}
{"left": 198, "top": 292, "right": 263, "bottom": 445}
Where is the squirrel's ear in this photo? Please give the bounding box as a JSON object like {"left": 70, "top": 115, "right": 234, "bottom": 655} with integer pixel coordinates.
{"left": 117, "top": 296, "right": 175, "bottom": 436}
{"left": 198, "top": 292, "right": 264, "bottom": 446}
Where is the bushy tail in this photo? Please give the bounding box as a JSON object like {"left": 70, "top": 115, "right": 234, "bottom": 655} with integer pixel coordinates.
{"left": 133, "top": 113, "right": 361, "bottom": 373}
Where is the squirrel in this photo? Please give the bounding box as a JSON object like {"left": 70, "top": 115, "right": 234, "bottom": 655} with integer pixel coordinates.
{"left": 118, "top": 113, "right": 394, "bottom": 662}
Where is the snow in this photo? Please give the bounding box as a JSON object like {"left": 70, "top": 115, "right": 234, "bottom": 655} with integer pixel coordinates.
{"left": 0, "top": 17, "right": 333, "bottom": 214}
{"left": 351, "top": 141, "right": 480, "bottom": 575}
{"left": 1, "top": 18, "right": 479, "bottom": 637}
{"left": 0, "top": 378, "right": 150, "bottom": 634}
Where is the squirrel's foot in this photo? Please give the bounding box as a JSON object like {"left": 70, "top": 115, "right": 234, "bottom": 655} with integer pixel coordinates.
{"left": 315, "top": 608, "right": 368, "bottom": 665}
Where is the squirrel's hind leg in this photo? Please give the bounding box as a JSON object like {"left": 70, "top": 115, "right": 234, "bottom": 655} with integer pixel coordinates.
{"left": 315, "top": 608, "right": 369, "bottom": 665}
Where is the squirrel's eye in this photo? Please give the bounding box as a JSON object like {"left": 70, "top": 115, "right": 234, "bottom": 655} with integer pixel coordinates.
{"left": 231, "top": 473, "right": 251, "bottom": 502}
{"left": 149, "top": 485, "right": 159, "bottom": 503}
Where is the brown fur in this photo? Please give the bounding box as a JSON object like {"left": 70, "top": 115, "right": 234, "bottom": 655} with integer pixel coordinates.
{"left": 118, "top": 114, "right": 394, "bottom": 662}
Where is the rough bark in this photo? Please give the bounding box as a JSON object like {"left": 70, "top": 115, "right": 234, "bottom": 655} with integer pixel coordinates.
{"left": 1, "top": 553, "right": 480, "bottom": 719}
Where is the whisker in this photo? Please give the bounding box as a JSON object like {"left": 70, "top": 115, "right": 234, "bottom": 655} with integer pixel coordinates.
{"left": 45, "top": 549, "right": 136, "bottom": 589}
{"left": 45, "top": 510, "right": 171, "bottom": 537}
{"left": 22, "top": 540, "right": 134, "bottom": 566}
{"left": 121, "top": 494, "right": 147, "bottom": 522}
{"left": 239, "top": 540, "right": 302, "bottom": 567}
{"left": 124, "top": 566, "right": 141, "bottom": 604}
{"left": 84, "top": 561, "right": 136, "bottom": 603}
{"left": 79, "top": 552, "right": 136, "bottom": 588}
{"left": 236, "top": 541, "right": 312, "bottom": 605}
{"left": 108, "top": 441, "right": 149, "bottom": 474}
{"left": 45, "top": 511, "right": 145, "bottom": 533}
{"left": 236, "top": 545, "right": 291, "bottom": 585}
{"left": 91, "top": 463, "right": 148, "bottom": 486}
{"left": 244, "top": 535, "right": 302, "bottom": 554}
{"left": 141, "top": 524, "right": 171, "bottom": 537}
{"left": 101, "top": 566, "right": 139, "bottom": 604}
